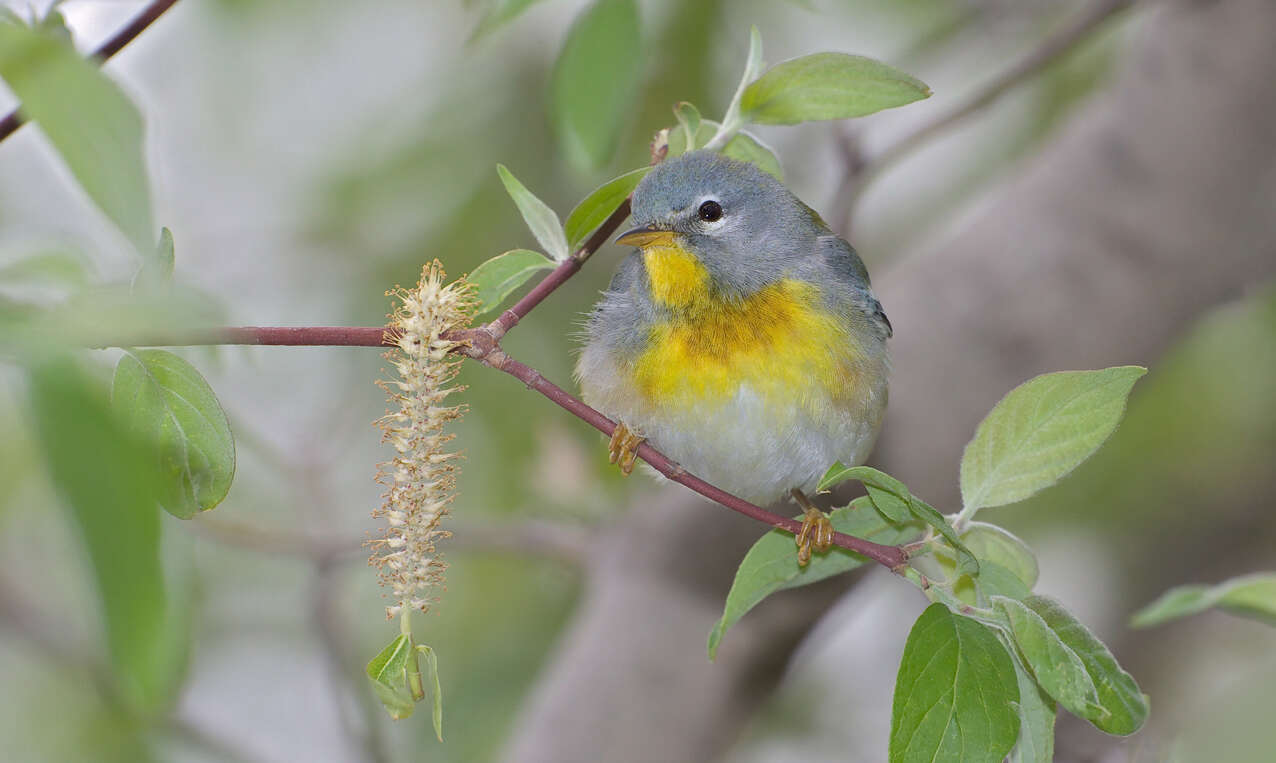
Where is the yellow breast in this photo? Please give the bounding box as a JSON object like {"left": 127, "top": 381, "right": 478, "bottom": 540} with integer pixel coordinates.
{"left": 634, "top": 244, "right": 861, "bottom": 415}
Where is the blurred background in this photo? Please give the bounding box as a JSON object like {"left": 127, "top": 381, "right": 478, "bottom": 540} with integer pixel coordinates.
{"left": 1, "top": 0, "right": 1274, "bottom": 761}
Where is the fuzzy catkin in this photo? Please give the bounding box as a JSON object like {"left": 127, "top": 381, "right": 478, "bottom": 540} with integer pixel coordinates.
{"left": 370, "top": 261, "right": 475, "bottom": 618}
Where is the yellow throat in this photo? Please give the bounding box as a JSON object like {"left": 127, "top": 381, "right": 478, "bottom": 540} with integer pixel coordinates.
{"left": 634, "top": 241, "right": 860, "bottom": 413}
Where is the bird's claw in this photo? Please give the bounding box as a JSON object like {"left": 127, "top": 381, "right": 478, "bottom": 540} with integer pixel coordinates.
{"left": 792, "top": 488, "right": 833, "bottom": 567}
{"left": 607, "top": 421, "right": 645, "bottom": 476}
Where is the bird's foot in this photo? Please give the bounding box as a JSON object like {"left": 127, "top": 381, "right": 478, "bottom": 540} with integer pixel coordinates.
{"left": 791, "top": 488, "right": 833, "bottom": 567}
{"left": 607, "top": 421, "right": 645, "bottom": 476}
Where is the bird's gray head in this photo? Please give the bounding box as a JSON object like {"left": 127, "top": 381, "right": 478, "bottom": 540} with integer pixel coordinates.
{"left": 618, "top": 150, "right": 829, "bottom": 296}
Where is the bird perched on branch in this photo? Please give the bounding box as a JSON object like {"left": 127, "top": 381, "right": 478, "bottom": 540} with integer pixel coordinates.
{"left": 576, "top": 150, "right": 891, "bottom": 564}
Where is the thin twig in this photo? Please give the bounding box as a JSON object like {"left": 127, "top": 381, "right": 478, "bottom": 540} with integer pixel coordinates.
{"left": 853, "top": 0, "right": 1135, "bottom": 195}
{"left": 128, "top": 322, "right": 906, "bottom": 568}
{"left": 0, "top": 0, "right": 181, "bottom": 144}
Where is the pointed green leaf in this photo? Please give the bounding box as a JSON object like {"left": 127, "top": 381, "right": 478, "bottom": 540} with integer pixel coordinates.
{"left": 740, "top": 52, "right": 930, "bottom": 126}
{"left": 673, "top": 101, "right": 701, "bottom": 152}
{"left": 890, "top": 604, "right": 1020, "bottom": 763}
{"left": 1006, "top": 639, "right": 1057, "bottom": 763}
{"left": 1023, "top": 596, "right": 1147, "bottom": 735}
{"left": 563, "top": 167, "right": 650, "bottom": 250}
{"left": 994, "top": 596, "right": 1104, "bottom": 722}
{"left": 133, "top": 227, "right": 175, "bottom": 290}
{"left": 817, "top": 463, "right": 911, "bottom": 521}
{"left": 708, "top": 497, "right": 916, "bottom": 659}
{"left": 496, "top": 165, "right": 569, "bottom": 261}
{"left": 470, "top": 0, "right": 547, "bottom": 41}
{"left": 27, "top": 356, "right": 180, "bottom": 710}
{"left": 549, "top": 0, "right": 641, "bottom": 170}
{"left": 415, "top": 644, "right": 444, "bottom": 741}
{"left": 722, "top": 130, "right": 783, "bottom": 180}
{"left": 1131, "top": 572, "right": 1276, "bottom": 628}
{"left": 112, "top": 350, "right": 236, "bottom": 519}
{"left": 367, "top": 634, "right": 416, "bottom": 720}
{"left": 0, "top": 23, "right": 154, "bottom": 254}
{"left": 705, "top": 26, "right": 764, "bottom": 150}
{"left": 468, "top": 249, "right": 555, "bottom": 317}
{"left": 960, "top": 366, "right": 1146, "bottom": 514}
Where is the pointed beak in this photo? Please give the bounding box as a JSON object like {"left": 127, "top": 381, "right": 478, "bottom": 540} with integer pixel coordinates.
{"left": 616, "top": 225, "right": 677, "bottom": 248}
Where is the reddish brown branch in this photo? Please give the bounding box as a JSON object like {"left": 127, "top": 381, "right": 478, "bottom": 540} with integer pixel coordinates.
{"left": 0, "top": 0, "right": 181, "bottom": 144}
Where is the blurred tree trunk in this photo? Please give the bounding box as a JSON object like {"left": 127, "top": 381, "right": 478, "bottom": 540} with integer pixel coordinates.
{"left": 502, "top": 0, "right": 1276, "bottom": 760}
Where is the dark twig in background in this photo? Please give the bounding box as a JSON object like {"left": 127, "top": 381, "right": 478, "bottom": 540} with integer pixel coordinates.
{"left": 835, "top": 0, "right": 1136, "bottom": 219}
{"left": 0, "top": 0, "right": 181, "bottom": 143}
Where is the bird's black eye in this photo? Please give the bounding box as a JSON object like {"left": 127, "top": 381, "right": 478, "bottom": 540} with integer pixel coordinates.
{"left": 698, "top": 200, "right": 723, "bottom": 222}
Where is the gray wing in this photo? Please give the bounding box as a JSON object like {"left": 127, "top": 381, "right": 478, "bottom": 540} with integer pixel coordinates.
{"left": 817, "top": 234, "right": 892, "bottom": 339}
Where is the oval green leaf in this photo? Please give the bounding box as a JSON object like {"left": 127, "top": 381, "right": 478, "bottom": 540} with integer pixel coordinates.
{"left": 496, "top": 165, "right": 569, "bottom": 261}
{"left": 112, "top": 349, "right": 236, "bottom": 519}
{"left": 0, "top": 23, "right": 154, "bottom": 255}
{"left": 564, "top": 167, "right": 650, "bottom": 250}
{"left": 960, "top": 366, "right": 1146, "bottom": 514}
{"left": 994, "top": 596, "right": 1104, "bottom": 721}
{"left": 740, "top": 52, "right": 931, "bottom": 126}
{"left": 468, "top": 249, "right": 555, "bottom": 317}
{"left": 890, "top": 604, "right": 1020, "bottom": 763}
{"left": 708, "top": 497, "right": 916, "bottom": 659}
{"left": 550, "top": 0, "right": 641, "bottom": 170}
{"left": 963, "top": 522, "right": 1038, "bottom": 590}
{"left": 1023, "top": 595, "right": 1148, "bottom": 735}
{"left": 1131, "top": 572, "right": 1276, "bottom": 628}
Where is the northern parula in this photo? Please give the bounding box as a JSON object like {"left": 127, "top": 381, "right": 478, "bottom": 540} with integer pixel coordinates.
{"left": 576, "top": 150, "right": 891, "bottom": 563}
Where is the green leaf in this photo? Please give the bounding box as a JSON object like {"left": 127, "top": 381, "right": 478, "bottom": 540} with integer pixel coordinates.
{"left": 961, "top": 522, "right": 1038, "bottom": 591}
{"left": 133, "top": 227, "right": 175, "bottom": 290}
{"left": 1006, "top": 640, "right": 1057, "bottom": 763}
{"left": 740, "top": 52, "right": 930, "bottom": 126}
{"left": 817, "top": 462, "right": 910, "bottom": 520}
{"left": 1022, "top": 596, "right": 1147, "bottom": 735}
{"left": 563, "top": 167, "right": 650, "bottom": 250}
{"left": 549, "top": 0, "right": 641, "bottom": 170}
{"left": 819, "top": 463, "right": 978, "bottom": 575}
{"left": 664, "top": 119, "right": 783, "bottom": 180}
{"left": 890, "top": 604, "right": 1020, "bottom": 763}
{"left": 467, "top": 249, "right": 555, "bottom": 317}
{"left": 708, "top": 497, "right": 916, "bottom": 659}
{"left": 0, "top": 23, "right": 154, "bottom": 254}
{"left": 673, "top": 101, "right": 701, "bottom": 152}
{"left": 994, "top": 596, "right": 1104, "bottom": 722}
{"left": 367, "top": 634, "right": 416, "bottom": 720}
{"left": 1131, "top": 572, "right": 1276, "bottom": 628}
{"left": 27, "top": 356, "right": 179, "bottom": 710}
{"left": 722, "top": 130, "right": 783, "bottom": 181}
{"left": 470, "top": 0, "right": 547, "bottom": 41}
{"left": 960, "top": 366, "right": 1146, "bottom": 514}
{"left": 707, "top": 26, "right": 765, "bottom": 150}
{"left": 112, "top": 350, "right": 236, "bottom": 519}
{"left": 496, "top": 165, "right": 569, "bottom": 261}
{"left": 415, "top": 644, "right": 444, "bottom": 741}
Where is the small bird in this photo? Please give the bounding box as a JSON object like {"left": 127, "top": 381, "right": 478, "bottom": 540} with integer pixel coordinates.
{"left": 576, "top": 150, "right": 891, "bottom": 564}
